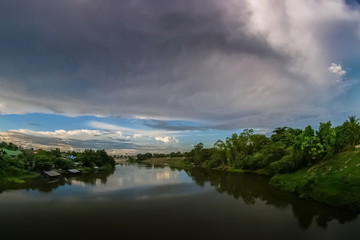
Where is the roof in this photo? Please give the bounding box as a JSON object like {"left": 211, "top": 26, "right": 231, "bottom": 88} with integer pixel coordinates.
{"left": 43, "top": 170, "right": 61, "bottom": 177}
{"left": 67, "top": 169, "right": 80, "bottom": 174}
{"left": 1, "top": 148, "right": 22, "bottom": 156}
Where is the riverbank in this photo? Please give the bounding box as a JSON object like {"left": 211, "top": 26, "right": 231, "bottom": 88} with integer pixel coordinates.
{"left": 270, "top": 149, "right": 360, "bottom": 211}
{"left": 142, "top": 157, "right": 191, "bottom": 169}
{"left": 0, "top": 165, "right": 115, "bottom": 184}
{"left": 141, "top": 151, "right": 360, "bottom": 211}
{"left": 0, "top": 172, "right": 40, "bottom": 184}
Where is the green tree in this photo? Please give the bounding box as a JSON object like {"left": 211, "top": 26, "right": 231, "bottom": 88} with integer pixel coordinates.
{"left": 317, "top": 121, "right": 336, "bottom": 156}
{"left": 271, "top": 127, "right": 302, "bottom": 147}
{"left": 193, "top": 143, "right": 205, "bottom": 165}
{"left": 33, "top": 150, "right": 56, "bottom": 171}
{"left": 294, "top": 126, "right": 324, "bottom": 166}
{"left": 335, "top": 116, "right": 360, "bottom": 151}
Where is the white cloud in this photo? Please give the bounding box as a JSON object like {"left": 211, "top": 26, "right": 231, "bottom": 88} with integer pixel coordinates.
{"left": 154, "top": 136, "right": 179, "bottom": 143}
{"left": 329, "top": 63, "right": 347, "bottom": 77}
{"left": 0, "top": 126, "right": 180, "bottom": 152}
{"left": 88, "top": 121, "right": 180, "bottom": 143}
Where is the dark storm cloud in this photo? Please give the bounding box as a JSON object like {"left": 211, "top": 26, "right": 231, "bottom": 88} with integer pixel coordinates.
{"left": 0, "top": 0, "right": 357, "bottom": 129}
{"left": 144, "top": 119, "right": 209, "bottom": 131}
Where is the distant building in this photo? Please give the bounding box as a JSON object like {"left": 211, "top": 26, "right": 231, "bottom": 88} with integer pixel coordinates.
{"left": 42, "top": 170, "right": 61, "bottom": 178}
{"left": 1, "top": 148, "right": 22, "bottom": 158}
{"left": 66, "top": 169, "right": 80, "bottom": 174}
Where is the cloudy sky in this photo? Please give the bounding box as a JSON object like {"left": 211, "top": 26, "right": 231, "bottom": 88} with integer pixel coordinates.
{"left": 1, "top": 0, "right": 360, "bottom": 153}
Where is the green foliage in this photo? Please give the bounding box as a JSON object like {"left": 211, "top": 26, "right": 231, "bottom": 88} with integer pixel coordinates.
{"left": 77, "top": 149, "right": 115, "bottom": 168}
{"left": 335, "top": 116, "right": 360, "bottom": 151}
{"left": 0, "top": 142, "right": 116, "bottom": 181}
{"left": 33, "top": 150, "right": 56, "bottom": 171}
{"left": 132, "top": 152, "right": 185, "bottom": 162}
{"left": 127, "top": 156, "right": 137, "bottom": 163}
{"left": 317, "top": 121, "right": 336, "bottom": 156}
{"left": 0, "top": 141, "right": 19, "bottom": 150}
{"left": 269, "top": 155, "right": 297, "bottom": 174}
{"left": 271, "top": 127, "right": 302, "bottom": 147}
{"left": 185, "top": 116, "right": 360, "bottom": 175}
{"left": 0, "top": 152, "right": 30, "bottom": 178}
{"left": 136, "top": 153, "right": 153, "bottom": 161}
{"left": 294, "top": 125, "right": 324, "bottom": 167}
{"left": 270, "top": 149, "right": 360, "bottom": 210}
{"left": 206, "top": 147, "right": 227, "bottom": 168}
{"left": 54, "top": 158, "right": 75, "bottom": 169}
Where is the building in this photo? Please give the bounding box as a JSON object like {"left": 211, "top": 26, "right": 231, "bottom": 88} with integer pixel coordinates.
{"left": 66, "top": 169, "right": 81, "bottom": 174}
{"left": 42, "top": 170, "right": 61, "bottom": 178}
{"left": 1, "top": 148, "right": 22, "bottom": 158}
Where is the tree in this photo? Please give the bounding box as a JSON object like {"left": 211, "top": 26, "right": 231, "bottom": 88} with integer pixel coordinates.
{"left": 271, "top": 127, "right": 302, "bottom": 147}
{"left": 193, "top": 143, "right": 204, "bottom": 165}
{"left": 317, "top": 121, "right": 336, "bottom": 156}
{"left": 294, "top": 126, "right": 324, "bottom": 166}
{"left": 335, "top": 116, "right": 360, "bottom": 151}
{"left": 33, "top": 150, "right": 55, "bottom": 171}
{"left": 77, "top": 149, "right": 115, "bottom": 167}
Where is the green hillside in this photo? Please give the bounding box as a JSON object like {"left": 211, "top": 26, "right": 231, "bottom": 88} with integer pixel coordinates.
{"left": 270, "top": 149, "right": 360, "bottom": 210}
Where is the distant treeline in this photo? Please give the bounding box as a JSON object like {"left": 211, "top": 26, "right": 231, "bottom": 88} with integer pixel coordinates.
{"left": 185, "top": 116, "right": 360, "bottom": 174}
{"left": 0, "top": 143, "right": 115, "bottom": 178}
{"left": 131, "top": 151, "right": 185, "bottom": 162}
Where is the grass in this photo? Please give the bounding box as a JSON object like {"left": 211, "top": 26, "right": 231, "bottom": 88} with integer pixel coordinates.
{"left": 0, "top": 172, "right": 40, "bottom": 184}
{"left": 270, "top": 149, "right": 360, "bottom": 211}
{"left": 142, "top": 157, "right": 191, "bottom": 169}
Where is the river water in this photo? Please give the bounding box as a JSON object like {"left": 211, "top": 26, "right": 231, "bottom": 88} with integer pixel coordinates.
{"left": 0, "top": 164, "right": 359, "bottom": 240}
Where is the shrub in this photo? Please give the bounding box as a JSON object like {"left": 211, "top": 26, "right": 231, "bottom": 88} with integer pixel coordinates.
{"left": 269, "top": 155, "right": 297, "bottom": 174}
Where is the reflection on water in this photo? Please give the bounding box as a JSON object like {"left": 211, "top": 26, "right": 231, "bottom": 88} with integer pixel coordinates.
{"left": 156, "top": 171, "right": 173, "bottom": 180}
{"left": 186, "top": 168, "right": 358, "bottom": 230}
{"left": 0, "top": 164, "right": 360, "bottom": 239}
{"left": 0, "top": 167, "right": 115, "bottom": 194}
{"left": 0, "top": 164, "right": 194, "bottom": 199}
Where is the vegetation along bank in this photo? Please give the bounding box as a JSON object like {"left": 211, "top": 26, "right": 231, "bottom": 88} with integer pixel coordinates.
{"left": 0, "top": 141, "right": 115, "bottom": 183}
{"left": 2, "top": 116, "right": 360, "bottom": 210}
{"left": 135, "top": 116, "right": 360, "bottom": 211}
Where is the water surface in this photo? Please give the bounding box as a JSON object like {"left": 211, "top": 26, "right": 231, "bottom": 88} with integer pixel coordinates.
{"left": 0, "top": 164, "right": 359, "bottom": 239}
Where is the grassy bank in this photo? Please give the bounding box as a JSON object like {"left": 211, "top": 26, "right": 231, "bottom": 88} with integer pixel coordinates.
{"left": 142, "top": 152, "right": 360, "bottom": 211}
{"left": 142, "top": 157, "right": 191, "bottom": 169}
{"left": 270, "top": 150, "right": 360, "bottom": 211}
{"left": 0, "top": 172, "right": 40, "bottom": 184}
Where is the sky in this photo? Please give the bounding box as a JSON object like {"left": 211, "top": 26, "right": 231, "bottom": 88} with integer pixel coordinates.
{"left": 1, "top": 0, "right": 360, "bottom": 153}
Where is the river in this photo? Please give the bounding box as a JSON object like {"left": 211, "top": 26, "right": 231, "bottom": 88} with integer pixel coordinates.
{"left": 0, "top": 164, "right": 359, "bottom": 240}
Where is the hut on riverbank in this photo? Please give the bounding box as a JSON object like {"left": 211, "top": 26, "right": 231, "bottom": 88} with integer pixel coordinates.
{"left": 66, "top": 169, "right": 80, "bottom": 174}
{"left": 42, "top": 170, "right": 61, "bottom": 178}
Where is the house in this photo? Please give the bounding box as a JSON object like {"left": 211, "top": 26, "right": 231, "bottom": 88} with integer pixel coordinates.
{"left": 42, "top": 170, "right": 61, "bottom": 178}
{"left": 1, "top": 148, "right": 22, "bottom": 158}
{"left": 66, "top": 169, "right": 81, "bottom": 174}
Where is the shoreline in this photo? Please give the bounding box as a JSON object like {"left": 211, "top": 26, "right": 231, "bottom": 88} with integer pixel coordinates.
{"left": 0, "top": 165, "right": 115, "bottom": 184}
{"left": 141, "top": 153, "right": 360, "bottom": 212}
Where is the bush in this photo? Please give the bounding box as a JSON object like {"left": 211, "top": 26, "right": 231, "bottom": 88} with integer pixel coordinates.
{"left": 239, "top": 153, "right": 263, "bottom": 169}
{"left": 269, "top": 155, "right": 297, "bottom": 174}
{"left": 77, "top": 149, "right": 115, "bottom": 168}
{"left": 54, "top": 158, "right": 75, "bottom": 169}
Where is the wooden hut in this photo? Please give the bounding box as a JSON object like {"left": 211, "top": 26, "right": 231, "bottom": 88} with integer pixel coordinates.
{"left": 66, "top": 169, "right": 81, "bottom": 174}
{"left": 42, "top": 170, "right": 61, "bottom": 178}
